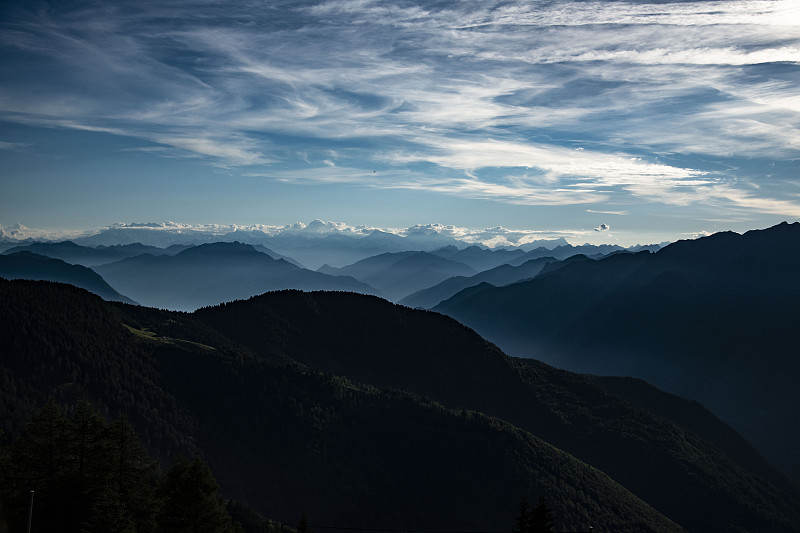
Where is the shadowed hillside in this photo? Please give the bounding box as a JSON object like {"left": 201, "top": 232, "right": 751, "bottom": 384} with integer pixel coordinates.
{"left": 433, "top": 222, "right": 800, "bottom": 482}
{"left": 195, "top": 290, "right": 800, "bottom": 533}
{"left": 400, "top": 256, "right": 556, "bottom": 308}
{"left": 0, "top": 278, "right": 683, "bottom": 533}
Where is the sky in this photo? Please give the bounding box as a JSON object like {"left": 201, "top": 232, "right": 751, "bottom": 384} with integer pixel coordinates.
{"left": 1, "top": 0, "right": 799, "bottom": 246}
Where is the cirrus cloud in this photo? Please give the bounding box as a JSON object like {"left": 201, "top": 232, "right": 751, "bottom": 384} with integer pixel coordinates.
{"left": 1, "top": 0, "right": 799, "bottom": 235}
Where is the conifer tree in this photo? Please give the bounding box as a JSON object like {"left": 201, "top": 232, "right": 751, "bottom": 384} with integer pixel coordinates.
{"left": 0, "top": 401, "right": 159, "bottom": 533}
{"left": 529, "top": 497, "right": 554, "bottom": 533}
{"left": 512, "top": 498, "right": 530, "bottom": 533}
{"left": 106, "top": 415, "right": 158, "bottom": 533}
{"left": 80, "top": 489, "right": 138, "bottom": 533}
{"left": 0, "top": 399, "right": 73, "bottom": 532}
{"left": 297, "top": 512, "right": 313, "bottom": 533}
{"left": 156, "top": 455, "right": 237, "bottom": 533}
{"left": 513, "top": 496, "right": 554, "bottom": 533}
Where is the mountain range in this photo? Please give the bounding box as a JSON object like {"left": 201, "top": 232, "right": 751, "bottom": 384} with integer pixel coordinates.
{"left": 427, "top": 244, "right": 528, "bottom": 270}
{"left": 434, "top": 221, "right": 800, "bottom": 482}
{"left": 1, "top": 237, "right": 642, "bottom": 309}
{"left": 92, "top": 241, "right": 377, "bottom": 311}
{"left": 2, "top": 239, "right": 300, "bottom": 267}
{"left": 318, "top": 251, "right": 477, "bottom": 301}
{"left": 0, "top": 221, "right": 619, "bottom": 270}
{"left": 399, "top": 256, "right": 557, "bottom": 309}
{"left": 3, "top": 220, "right": 798, "bottom": 489}
{"left": 505, "top": 243, "right": 663, "bottom": 265}
{"left": 2, "top": 278, "right": 800, "bottom": 532}
{"left": 0, "top": 251, "right": 136, "bottom": 304}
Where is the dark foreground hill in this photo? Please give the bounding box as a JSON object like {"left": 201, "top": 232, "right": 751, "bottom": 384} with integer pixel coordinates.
{"left": 3, "top": 280, "right": 800, "bottom": 531}
{"left": 433, "top": 221, "right": 800, "bottom": 482}
{"left": 195, "top": 290, "right": 800, "bottom": 532}
{"left": 0, "top": 279, "right": 680, "bottom": 533}
{"left": 94, "top": 241, "right": 376, "bottom": 311}
{"left": 0, "top": 251, "right": 135, "bottom": 304}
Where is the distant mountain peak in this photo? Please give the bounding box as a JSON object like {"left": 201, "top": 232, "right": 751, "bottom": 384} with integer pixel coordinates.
{"left": 176, "top": 240, "right": 262, "bottom": 256}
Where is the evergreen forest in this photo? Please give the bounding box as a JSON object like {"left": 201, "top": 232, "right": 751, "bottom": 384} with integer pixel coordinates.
{"left": 2, "top": 278, "right": 799, "bottom": 532}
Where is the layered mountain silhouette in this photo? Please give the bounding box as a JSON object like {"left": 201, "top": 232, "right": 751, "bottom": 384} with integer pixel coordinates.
{"left": 428, "top": 244, "right": 527, "bottom": 271}
{"left": 3, "top": 279, "right": 800, "bottom": 532}
{"left": 434, "top": 221, "right": 800, "bottom": 481}
{"left": 0, "top": 251, "right": 135, "bottom": 304}
{"left": 400, "top": 256, "right": 557, "bottom": 309}
{"left": 94, "top": 241, "right": 376, "bottom": 311}
{"left": 2, "top": 240, "right": 171, "bottom": 266}
{"left": 504, "top": 243, "right": 661, "bottom": 265}
{"left": 2, "top": 239, "right": 300, "bottom": 267}
{"left": 318, "top": 251, "right": 476, "bottom": 301}
{"left": 59, "top": 222, "right": 658, "bottom": 270}
{"left": 73, "top": 225, "right": 470, "bottom": 269}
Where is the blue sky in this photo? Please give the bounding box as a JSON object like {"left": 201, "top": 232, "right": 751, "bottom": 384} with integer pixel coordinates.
{"left": 1, "top": 0, "right": 799, "bottom": 246}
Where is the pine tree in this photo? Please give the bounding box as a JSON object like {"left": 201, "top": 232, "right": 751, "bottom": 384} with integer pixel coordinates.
{"left": 106, "top": 415, "right": 158, "bottom": 533}
{"left": 69, "top": 400, "right": 113, "bottom": 525}
{"left": 0, "top": 399, "right": 73, "bottom": 532}
{"left": 156, "top": 455, "right": 237, "bottom": 533}
{"left": 0, "top": 401, "right": 159, "bottom": 533}
{"left": 297, "top": 513, "right": 312, "bottom": 533}
{"left": 80, "top": 489, "right": 138, "bottom": 533}
{"left": 512, "top": 498, "right": 530, "bottom": 533}
{"left": 529, "top": 497, "right": 554, "bottom": 533}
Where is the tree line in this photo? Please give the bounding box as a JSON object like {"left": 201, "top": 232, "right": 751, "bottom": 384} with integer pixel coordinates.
{"left": 1, "top": 399, "right": 561, "bottom": 533}
{"left": 0, "top": 400, "right": 240, "bottom": 533}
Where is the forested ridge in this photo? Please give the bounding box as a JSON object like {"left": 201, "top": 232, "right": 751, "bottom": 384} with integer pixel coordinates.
{"left": 2, "top": 278, "right": 799, "bottom": 532}
{"left": 432, "top": 222, "right": 800, "bottom": 481}
{"left": 0, "top": 400, "right": 244, "bottom": 532}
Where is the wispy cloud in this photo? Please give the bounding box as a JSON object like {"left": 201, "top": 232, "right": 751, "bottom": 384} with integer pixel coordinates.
{"left": 0, "top": 140, "right": 28, "bottom": 151}
{"left": 1, "top": 0, "right": 799, "bottom": 220}
{"left": 587, "top": 209, "right": 628, "bottom": 216}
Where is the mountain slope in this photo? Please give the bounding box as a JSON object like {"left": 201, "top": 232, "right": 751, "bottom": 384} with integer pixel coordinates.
{"left": 2, "top": 240, "right": 169, "bottom": 266}
{"left": 429, "top": 244, "right": 527, "bottom": 271}
{"left": 94, "top": 241, "right": 376, "bottom": 311}
{"left": 194, "top": 290, "right": 800, "bottom": 533}
{"left": 400, "top": 256, "right": 556, "bottom": 309}
{"left": 434, "top": 222, "right": 800, "bottom": 481}
{"left": 0, "top": 251, "right": 135, "bottom": 304}
{"left": 0, "top": 278, "right": 681, "bottom": 533}
{"left": 583, "top": 373, "right": 795, "bottom": 494}
{"left": 2, "top": 239, "right": 303, "bottom": 268}
{"left": 320, "top": 251, "right": 476, "bottom": 301}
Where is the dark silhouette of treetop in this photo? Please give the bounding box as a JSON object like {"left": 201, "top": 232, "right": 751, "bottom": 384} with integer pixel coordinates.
{"left": 513, "top": 496, "right": 554, "bottom": 533}
{"left": 530, "top": 497, "right": 554, "bottom": 533}
{"left": 297, "top": 513, "right": 313, "bottom": 533}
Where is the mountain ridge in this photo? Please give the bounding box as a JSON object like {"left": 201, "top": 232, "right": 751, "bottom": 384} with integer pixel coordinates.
{"left": 0, "top": 251, "right": 136, "bottom": 304}
{"left": 194, "top": 289, "right": 800, "bottom": 532}
{"left": 400, "top": 256, "right": 557, "bottom": 309}
{"left": 0, "top": 278, "right": 688, "bottom": 533}
{"left": 320, "top": 250, "right": 477, "bottom": 301}
{"left": 433, "top": 221, "right": 800, "bottom": 481}
{"left": 94, "top": 241, "right": 378, "bottom": 310}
